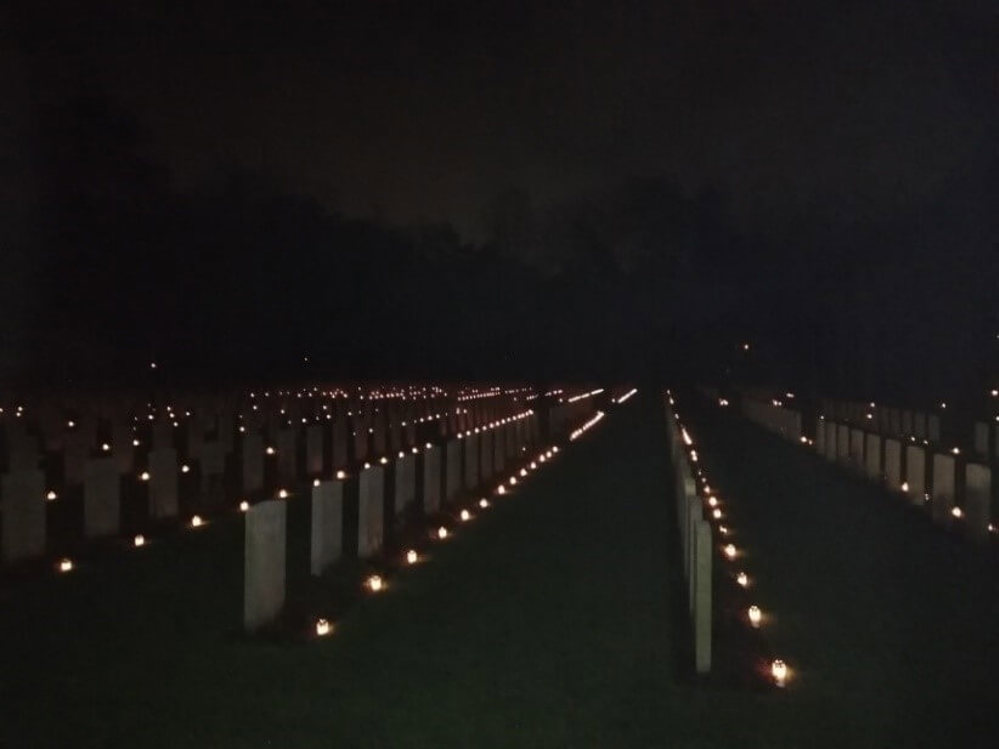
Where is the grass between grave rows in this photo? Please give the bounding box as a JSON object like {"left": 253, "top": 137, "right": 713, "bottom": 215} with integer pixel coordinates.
{"left": 680, "top": 392, "right": 999, "bottom": 749}
{"left": 3, "top": 395, "right": 857, "bottom": 749}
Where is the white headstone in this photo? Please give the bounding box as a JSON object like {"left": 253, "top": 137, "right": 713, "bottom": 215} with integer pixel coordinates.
{"left": 357, "top": 464, "right": 385, "bottom": 558}
{"left": 905, "top": 445, "right": 926, "bottom": 506}
{"left": 149, "top": 448, "right": 179, "bottom": 520}
{"left": 276, "top": 429, "right": 297, "bottom": 481}
{"left": 973, "top": 422, "right": 989, "bottom": 457}
{"left": 1, "top": 469, "right": 46, "bottom": 562}
{"left": 464, "top": 432, "right": 480, "bottom": 491}
{"left": 84, "top": 457, "right": 120, "bottom": 538}
{"left": 305, "top": 424, "right": 324, "bottom": 476}
{"left": 445, "top": 438, "right": 462, "bottom": 502}
{"left": 884, "top": 439, "right": 902, "bottom": 490}
{"left": 693, "top": 519, "right": 712, "bottom": 675}
{"left": 394, "top": 453, "right": 416, "bottom": 518}
{"left": 964, "top": 464, "right": 991, "bottom": 541}
{"left": 931, "top": 453, "right": 956, "bottom": 523}
{"left": 310, "top": 479, "right": 343, "bottom": 575}
{"left": 864, "top": 434, "right": 882, "bottom": 483}
{"left": 422, "top": 444, "right": 442, "bottom": 514}
{"left": 244, "top": 499, "right": 287, "bottom": 631}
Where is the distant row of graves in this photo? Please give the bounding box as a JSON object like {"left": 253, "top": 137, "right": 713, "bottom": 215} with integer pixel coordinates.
{"left": 0, "top": 383, "right": 612, "bottom": 631}
{"left": 730, "top": 391, "right": 997, "bottom": 541}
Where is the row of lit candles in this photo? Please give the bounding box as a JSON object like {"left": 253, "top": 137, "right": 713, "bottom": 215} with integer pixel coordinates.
{"left": 314, "top": 435, "right": 573, "bottom": 639}
{"left": 672, "top": 392, "right": 789, "bottom": 688}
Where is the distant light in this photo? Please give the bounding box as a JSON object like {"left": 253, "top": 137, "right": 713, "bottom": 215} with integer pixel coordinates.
{"left": 365, "top": 575, "right": 384, "bottom": 592}
{"left": 479, "top": 498, "right": 490, "bottom": 509}
{"left": 951, "top": 447, "right": 960, "bottom": 455}
{"left": 951, "top": 506, "right": 963, "bottom": 519}
{"left": 278, "top": 489, "right": 289, "bottom": 499}
{"left": 724, "top": 544, "right": 737, "bottom": 559}
{"left": 460, "top": 509, "right": 471, "bottom": 522}
{"left": 336, "top": 470, "right": 346, "bottom": 480}
{"left": 266, "top": 446, "right": 275, "bottom": 455}
{"left": 58, "top": 558, "right": 73, "bottom": 573}
{"left": 190, "top": 515, "right": 204, "bottom": 528}
{"left": 406, "top": 549, "right": 418, "bottom": 565}
{"left": 707, "top": 496, "right": 718, "bottom": 508}
{"left": 239, "top": 501, "right": 250, "bottom": 512}
{"left": 736, "top": 572, "right": 749, "bottom": 587}
{"left": 742, "top": 343, "right": 750, "bottom": 351}
{"left": 181, "top": 464, "right": 190, "bottom": 473}
{"left": 133, "top": 534, "right": 146, "bottom": 547}
{"left": 748, "top": 605, "right": 762, "bottom": 627}
{"left": 150, "top": 362, "right": 157, "bottom": 370}
{"left": 437, "top": 526, "right": 449, "bottom": 539}
{"left": 901, "top": 481, "right": 909, "bottom": 492}
{"left": 313, "top": 479, "right": 321, "bottom": 487}
{"left": 46, "top": 490, "right": 57, "bottom": 501}
{"left": 771, "top": 659, "right": 788, "bottom": 687}
{"left": 315, "top": 618, "right": 332, "bottom": 637}
{"left": 712, "top": 508, "right": 722, "bottom": 520}
{"left": 132, "top": 439, "right": 140, "bottom": 447}
{"left": 140, "top": 471, "right": 150, "bottom": 482}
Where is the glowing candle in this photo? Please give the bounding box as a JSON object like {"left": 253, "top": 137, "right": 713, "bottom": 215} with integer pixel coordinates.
{"left": 133, "top": 534, "right": 145, "bottom": 547}
{"left": 46, "top": 490, "right": 57, "bottom": 501}
{"left": 437, "top": 526, "right": 449, "bottom": 539}
{"left": 736, "top": 572, "right": 749, "bottom": 587}
{"left": 771, "top": 659, "right": 788, "bottom": 687}
{"left": 748, "top": 605, "right": 761, "bottom": 627}
{"left": 724, "top": 544, "right": 737, "bottom": 559}
{"left": 239, "top": 501, "right": 250, "bottom": 512}
{"left": 406, "top": 549, "right": 418, "bottom": 565}
{"left": 315, "top": 619, "right": 332, "bottom": 636}
{"left": 479, "top": 498, "right": 490, "bottom": 509}
{"left": 460, "top": 509, "right": 471, "bottom": 522}
{"left": 58, "top": 558, "right": 73, "bottom": 572}
{"left": 190, "top": 515, "right": 204, "bottom": 528}
{"left": 365, "top": 575, "right": 384, "bottom": 592}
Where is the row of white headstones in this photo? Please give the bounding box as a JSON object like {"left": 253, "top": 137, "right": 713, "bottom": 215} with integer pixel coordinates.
{"left": 667, "top": 392, "right": 789, "bottom": 687}
{"left": 0, "top": 389, "right": 537, "bottom": 567}
{"left": 739, "top": 396, "right": 995, "bottom": 542}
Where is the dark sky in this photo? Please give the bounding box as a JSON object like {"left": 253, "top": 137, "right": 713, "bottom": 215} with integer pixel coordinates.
{"left": 1, "top": 0, "right": 997, "bottom": 392}
{"left": 7, "top": 0, "right": 995, "bottom": 237}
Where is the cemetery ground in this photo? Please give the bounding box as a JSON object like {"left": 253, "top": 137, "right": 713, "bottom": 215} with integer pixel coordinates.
{"left": 680, "top": 394, "right": 999, "bottom": 748}
{"left": 3, "top": 395, "right": 999, "bottom": 747}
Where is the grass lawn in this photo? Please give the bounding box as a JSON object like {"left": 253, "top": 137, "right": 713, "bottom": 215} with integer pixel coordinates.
{"left": 680, "top": 393, "right": 999, "bottom": 748}
{"left": 8, "top": 394, "right": 992, "bottom": 747}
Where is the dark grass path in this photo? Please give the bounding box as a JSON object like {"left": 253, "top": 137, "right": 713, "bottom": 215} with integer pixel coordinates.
{"left": 683, "top": 395, "right": 999, "bottom": 748}
{"left": 2, "top": 397, "right": 814, "bottom": 748}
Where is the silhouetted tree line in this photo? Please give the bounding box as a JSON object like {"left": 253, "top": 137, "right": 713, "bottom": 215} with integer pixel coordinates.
{"left": 5, "top": 88, "right": 996, "bottom": 401}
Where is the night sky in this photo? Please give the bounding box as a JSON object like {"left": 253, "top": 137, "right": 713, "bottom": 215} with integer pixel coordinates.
{"left": 2, "top": 1, "right": 996, "bottom": 395}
